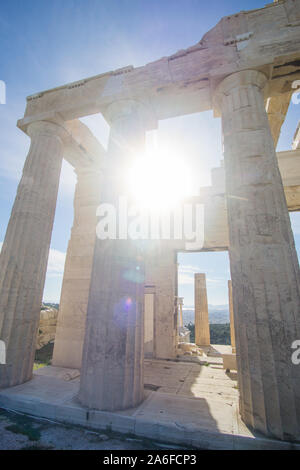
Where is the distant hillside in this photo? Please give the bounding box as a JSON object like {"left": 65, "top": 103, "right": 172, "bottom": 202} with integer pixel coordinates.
{"left": 42, "top": 302, "right": 59, "bottom": 310}
{"left": 183, "top": 306, "right": 229, "bottom": 325}
{"left": 187, "top": 323, "right": 231, "bottom": 345}
{"left": 42, "top": 303, "right": 230, "bottom": 325}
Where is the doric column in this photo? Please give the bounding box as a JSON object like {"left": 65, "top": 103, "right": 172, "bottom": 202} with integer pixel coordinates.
{"left": 145, "top": 245, "right": 177, "bottom": 359}
{"left": 194, "top": 273, "right": 210, "bottom": 346}
{"left": 52, "top": 164, "right": 102, "bottom": 369}
{"left": 0, "top": 121, "right": 66, "bottom": 388}
{"left": 178, "top": 297, "right": 183, "bottom": 328}
{"left": 144, "top": 285, "right": 155, "bottom": 358}
{"left": 214, "top": 70, "right": 300, "bottom": 440}
{"left": 78, "top": 100, "right": 152, "bottom": 411}
{"left": 228, "top": 280, "right": 236, "bottom": 353}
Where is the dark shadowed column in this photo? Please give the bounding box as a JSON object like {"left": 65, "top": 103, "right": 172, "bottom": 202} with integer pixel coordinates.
{"left": 228, "top": 280, "right": 236, "bottom": 353}
{"left": 214, "top": 70, "right": 300, "bottom": 440}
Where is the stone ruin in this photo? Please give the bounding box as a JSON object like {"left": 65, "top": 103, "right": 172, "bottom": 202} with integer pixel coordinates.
{"left": 0, "top": 0, "right": 300, "bottom": 447}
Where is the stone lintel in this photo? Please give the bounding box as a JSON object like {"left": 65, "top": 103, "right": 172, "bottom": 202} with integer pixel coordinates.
{"left": 17, "top": 113, "right": 106, "bottom": 169}
{"left": 19, "top": 1, "right": 300, "bottom": 123}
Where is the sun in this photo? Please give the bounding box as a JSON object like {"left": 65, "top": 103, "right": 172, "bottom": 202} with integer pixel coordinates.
{"left": 127, "top": 149, "right": 193, "bottom": 211}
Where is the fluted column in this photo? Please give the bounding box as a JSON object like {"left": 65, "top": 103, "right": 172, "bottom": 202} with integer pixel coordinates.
{"left": 194, "top": 273, "right": 210, "bottom": 346}
{"left": 228, "top": 280, "right": 236, "bottom": 353}
{"left": 144, "top": 285, "right": 155, "bottom": 358}
{"left": 214, "top": 70, "right": 300, "bottom": 440}
{"left": 79, "top": 101, "right": 151, "bottom": 411}
{"left": 178, "top": 297, "right": 183, "bottom": 328}
{"left": 52, "top": 165, "right": 102, "bottom": 369}
{"left": 0, "top": 121, "right": 66, "bottom": 388}
{"left": 145, "top": 245, "right": 177, "bottom": 359}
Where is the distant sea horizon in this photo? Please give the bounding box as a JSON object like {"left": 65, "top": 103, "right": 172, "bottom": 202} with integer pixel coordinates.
{"left": 43, "top": 302, "right": 230, "bottom": 325}
{"left": 182, "top": 305, "right": 230, "bottom": 325}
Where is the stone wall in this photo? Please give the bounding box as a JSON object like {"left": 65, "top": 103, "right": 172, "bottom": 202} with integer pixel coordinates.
{"left": 36, "top": 306, "right": 58, "bottom": 350}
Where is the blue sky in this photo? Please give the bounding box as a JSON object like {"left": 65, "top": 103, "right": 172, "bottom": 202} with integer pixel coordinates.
{"left": 0, "top": 0, "right": 299, "bottom": 306}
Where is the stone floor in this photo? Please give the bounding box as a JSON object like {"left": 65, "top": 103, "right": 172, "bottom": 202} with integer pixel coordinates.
{"left": 0, "top": 408, "right": 183, "bottom": 450}
{"left": 0, "top": 358, "right": 299, "bottom": 450}
{"left": 144, "top": 358, "right": 239, "bottom": 405}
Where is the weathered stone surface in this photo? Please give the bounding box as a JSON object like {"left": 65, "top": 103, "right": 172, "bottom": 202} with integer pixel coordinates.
{"left": 0, "top": 121, "right": 66, "bottom": 389}
{"left": 194, "top": 274, "right": 210, "bottom": 347}
{"left": 52, "top": 165, "right": 102, "bottom": 369}
{"left": 78, "top": 101, "right": 151, "bottom": 411}
{"left": 2, "top": 361, "right": 300, "bottom": 449}
{"left": 18, "top": 2, "right": 300, "bottom": 124}
{"left": 145, "top": 244, "right": 177, "bottom": 359}
{"left": 36, "top": 306, "right": 58, "bottom": 350}
{"left": 214, "top": 69, "right": 300, "bottom": 441}
{"left": 222, "top": 353, "right": 237, "bottom": 372}
{"left": 178, "top": 342, "right": 202, "bottom": 356}
{"left": 0, "top": 0, "right": 299, "bottom": 448}
{"left": 228, "top": 280, "right": 236, "bottom": 353}
{"left": 144, "top": 286, "right": 155, "bottom": 358}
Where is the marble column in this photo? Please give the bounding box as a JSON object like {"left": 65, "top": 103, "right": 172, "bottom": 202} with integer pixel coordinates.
{"left": 178, "top": 298, "right": 183, "bottom": 328}
{"left": 78, "top": 101, "right": 150, "bottom": 411}
{"left": 52, "top": 164, "right": 102, "bottom": 369}
{"left": 214, "top": 70, "right": 300, "bottom": 440}
{"left": 0, "top": 121, "right": 65, "bottom": 388}
{"left": 228, "top": 280, "right": 236, "bottom": 353}
{"left": 194, "top": 273, "right": 210, "bottom": 346}
{"left": 145, "top": 245, "right": 177, "bottom": 359}
{"left": 144, "top": 285, "right": 155, "bottom": 358}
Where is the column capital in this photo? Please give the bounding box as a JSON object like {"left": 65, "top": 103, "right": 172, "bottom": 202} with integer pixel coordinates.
{"left": 102, "top": 99, "right": 157, "bottom": 130}
{"left": 213, "top": 70, "right": 268, "bottom": 115}
{"left": 27, "top": 120, "right": 69, "bottom": 142}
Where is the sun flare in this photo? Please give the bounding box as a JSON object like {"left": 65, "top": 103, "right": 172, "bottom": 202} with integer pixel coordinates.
{"left": 127, "top": 150, "right": 193, "bottom": 211}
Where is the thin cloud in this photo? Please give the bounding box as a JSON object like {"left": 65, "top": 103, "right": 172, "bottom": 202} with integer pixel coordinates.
{"left": 46, "top": 249, "right": 66, "bottom": 278}
{"left": 178, "top": 273, "right": 194, "bottom": 285}
{"left": 178, "top": 265, "right": 199, "bottom": 285}
{"left": 0, "top": 242, "right": 66, "bottom": 278}
{"left": 178, "top": 264, "right": 227, "bottom": 285}
{"left": 178, "top": 265, "right": 200, "bottom": 275}
{"left": 207, "top": 278, "right": 226, "bottom": 284}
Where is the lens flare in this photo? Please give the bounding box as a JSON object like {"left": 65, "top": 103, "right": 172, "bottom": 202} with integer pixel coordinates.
{"left": 127, "top": 150, "right": 193, "bottom": 211}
